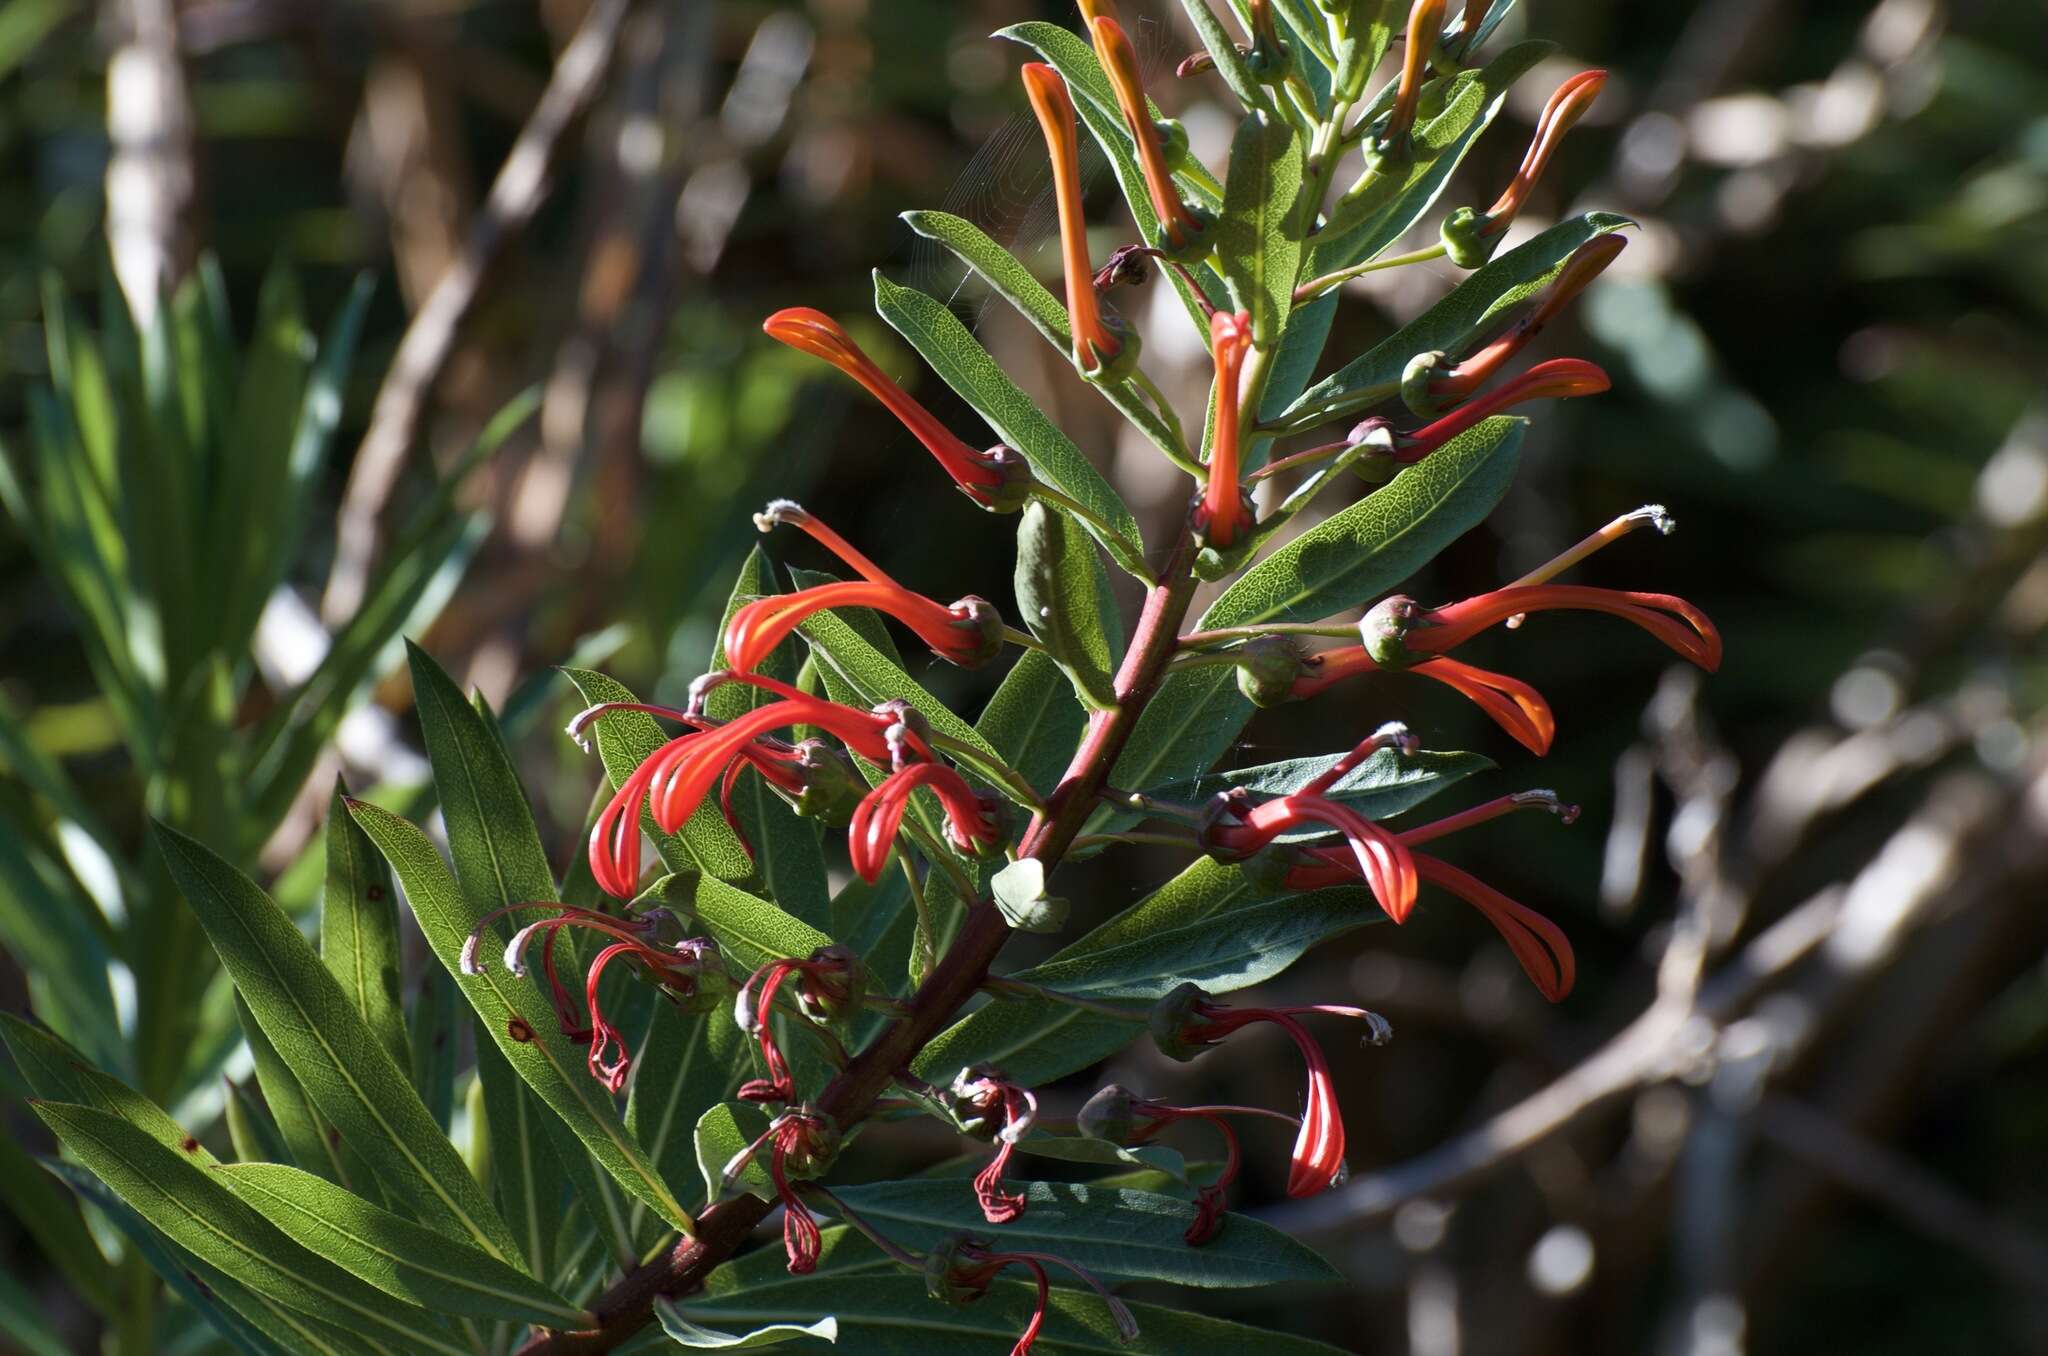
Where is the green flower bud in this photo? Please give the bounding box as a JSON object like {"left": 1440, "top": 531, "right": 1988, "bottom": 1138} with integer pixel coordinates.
{"left": 1360, "top": 595, "right": 1425, "bottom": 670}
{"left": 1148, "top": 981, "right": 1216, "bottom": 1064}
{"left": 1401, "top": 348, "right": 1449, "bottom": 418}
{"left": 1439, "top": 205, "right": 1497, "bottom": 269}
{"left": 1233, "top": 636, "right": 1305, "bottom": 708}
{"left": 1077, "top": 1084, "right": 1137, "bottom": 1144}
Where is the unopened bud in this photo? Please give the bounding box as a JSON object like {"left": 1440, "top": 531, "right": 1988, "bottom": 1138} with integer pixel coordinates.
{"left": 1148, "top": 981, "right": 1216, "bottom": 1064}
{"left": 1234, "top": 636, "right": 1306, "bottom": 708}
{"left": 1077, "top": 1084, "right": 1137, "bottom": 1144}
{"left": 1359, "top": 595, "right": 1427, "bottom": 669}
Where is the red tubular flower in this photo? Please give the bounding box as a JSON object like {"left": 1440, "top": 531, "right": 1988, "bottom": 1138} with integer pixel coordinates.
{"left": 951, "top": 1068, "right": 1039, "bottom": 1225}
{"left": 1021, "top": 64, "right": 1125, "bottom": 375}
{"left": 847, "top": 762, "right": 1000, "bottom": 884}
{"left": 1286, "top": 791, "right": 1580, "bottom": 1000}
{"left": 1482, "top": 70, "right": 1606, "bottom": 235}
{"left": 461, "top": 906, "right": 720, "bottom": 1090}
{"left": 734, "top": 501, "right": 1003, "bottom": 673}
{"left": 733, "top": 948, "right": 860, "bottom": 1104}
{"left": 1153, "top": 988, "right": 1389, "bottom": 1199}
{"left": 762, "top": 309, "right": 1026, "bottom": 507}
{"left": 1382, "top": 0, "right": 1448, "bottom": 151}
{"left": 929, "top": 1239, "right": 1139, "bottom": 1356}
{"left": 588, "top": 696, "right": 929, "bottom": 900}
{"left": 1428, "top": 234, "right": 1626, "bottom": 405}
{"left": 722, "top": 1108, "right": 837, "bottom": 1273}
{"left": 1289, "top": 645, "right": 1558, "bottom": 755}
{"left": 1386, "top": 358, "right": 1610, "bottom": 464}
{"left": 1079, "top": 1084, "right": 1303, "bottom": 1244}
{"left": 1194, "top": 310, "right": 1254, "bottom": 548}
{"left": 1368, "top": 584, "right": 1723, "bottom": 672}
{"left": 1090, "top": 16, "right": 1203, "bottom": 248}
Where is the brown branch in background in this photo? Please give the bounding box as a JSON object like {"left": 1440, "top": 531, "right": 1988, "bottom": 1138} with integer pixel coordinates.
{"left": 104, "top": 0, "right": 196, "bottom": 327}
{"left": 322, "top": 0, "right": 638, "bottom": 625}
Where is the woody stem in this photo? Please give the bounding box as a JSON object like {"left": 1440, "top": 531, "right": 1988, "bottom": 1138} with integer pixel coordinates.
{"left": 512, "top": 532, "right": 1201, "bottom": 1356}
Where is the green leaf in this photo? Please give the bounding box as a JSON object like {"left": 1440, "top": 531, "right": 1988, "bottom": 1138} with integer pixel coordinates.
{"left": 152, "top": 823, "right": 523, "bottom": 1264}
{"left": 1280, "top": 212, "right": 1635, "bottom": 431}
{"left": 871, "top": 272, "right": 1147, "bottom": 579}
{"left": 708, "top": 549, "right": 832, "bottom": 927}
{"left": 682, "top": 1273, "right": 1350, "bottom": 1356}
{"left": 30, "top": 1103, "right": 470, "bottom": 1356}
{"left": 899, "top": 210, "right": 1184, "bottom": 461}
{"left": 1, "top": 1012, "right": 215, "bottom": 1159}
{"left": 652, "top": 872, "right": 834, "bottom": 977}
{"left": 320, "top": 777, "right": 410, "bottom": 1074}
{"left": 562, "top": 667, "right": 754, "bottom": 883}
{"left": 1214, "top": 111, "right": 1305, "bottom": 344}
{"left": 342, "top": 801, "right": 698, "bottom": 1236}
{"left": 625, "top": 997, "right": 751, "bottom": 1242}
{"left": 0, "top": 1103, "right": 114, "bottom": 1312}
{"left": 473, "top": 1015, "right": 562, "bottom": 1283}
{"left": 1203, "top": 415, "right": 1525, "bottom": 628}
{"left": 1180, "top": 0, "right": 1271, "bottom": 114}
{"left": 694, "top": 1102, "right": 774, "bottom": 1204}
{"left": 829, "top": 1179, "right": 1335, "bottom": 1287}
{"left": 409, "top": 961, "right": 460, "bottom": 1131}
{"left": 974, "top": 649, "right": 1085, "bottom": 800}
{"left": 233, "top": 991, "right": 362, "bottom": 1193}
{"left": 1014, "top": 501, "right": 1119, "bottom": 709}
{"left": 1146, "top": 747, "right": 1493, "bottom": 822}
{"left": 212, "top": 1161, "right": 588, "bottom": 1326}
{"left": 657, "top": 1298, "right": 838, "bottom": 1349}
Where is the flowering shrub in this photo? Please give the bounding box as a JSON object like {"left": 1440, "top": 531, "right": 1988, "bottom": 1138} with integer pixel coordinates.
{"left": 11, "top": 2, "right": 1722, "bottom": 1353}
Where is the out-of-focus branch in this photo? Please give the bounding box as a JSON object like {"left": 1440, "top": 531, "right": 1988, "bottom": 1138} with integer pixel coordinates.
{"left": 322, "top": 0, "right": 637, "bottom": 624}
{"left": 104, "top": 0, "right": 195, "bottom": 327}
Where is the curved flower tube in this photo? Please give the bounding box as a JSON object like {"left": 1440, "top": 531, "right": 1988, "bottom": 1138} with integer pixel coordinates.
{"left": 1204, "top": 789, "right": 1417, "bottom": 922}
{"left": 1382, "top": 0, "right": 1448, "bottom": 151}
{"left": 1289, "top": 646, "right": 1558, "bottom": 756}
{"left": 1428, "top": 234, "right": 1626, "bottom": 405}
{"left": 1368, "top": 584, "right": 1723, "bottom": 672}
{"left": 1090, "top": 16, "right": 1202, "bottom": 247}
{"left": 1482, "top": 70, "right": 1606, "bottom": 234}
{"left": 762, "top": 309, "right": 1026, "bottom": 506}
{"left": 1021, "top": 64, "right": 1125, "bottom": 374}
{"left": 1079, "top": 1084, "right": 1302, "bottom": 1244}
{"left": 1153, "top": 990, "right": 1389, "bottom": 1199}
{"left": 733, "top": 949, "right": 860, "bottom": 1104}
{"left": 721, "top": 1109, "right": 836, "bottom": 1273}
{"left": 929, "top": 1239, "right": 1138, "bottom": 1356}
{"left": 1194, "top": 310, "right": 1253, "bottom": 548}
{"left": 1385, "top": 358, "right": 1610, "bottom": 464}
{"left": 847, "top": 761, "right": 999, "bottom": 884}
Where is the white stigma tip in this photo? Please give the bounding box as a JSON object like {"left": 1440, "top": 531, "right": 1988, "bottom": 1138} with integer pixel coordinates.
{"left": 733, "top": 989, "right": 758, "bottom": 1034}
{"left": 755, "top": 498, "right": 804, "bottom": 533}
{"left": 458, "top": 934, "right": 486, "bottom": 976}
{"left": 1635, "top": 503, "right": 1676, "bottom": 535}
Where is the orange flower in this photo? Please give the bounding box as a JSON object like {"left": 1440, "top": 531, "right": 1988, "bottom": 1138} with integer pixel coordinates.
{"left": 1021, "top": 64, "right": 1126, "bottom": 374}
{"left": 1426, "top": 234, "right": 1626, "bottom": 406}
{"left": 1194, "top": 310, "right": 1253, "bottom": 547}
{"left": 1382, "top": 0, "right": 1448, "bottom": 151}
{"left": 1090, "top": 16, "right": 1203, "bottom": 248}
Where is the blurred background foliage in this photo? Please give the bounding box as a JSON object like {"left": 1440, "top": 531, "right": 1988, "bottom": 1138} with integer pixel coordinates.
{"left": 2, "top": 0, "right": 2045, "bottom": 1353}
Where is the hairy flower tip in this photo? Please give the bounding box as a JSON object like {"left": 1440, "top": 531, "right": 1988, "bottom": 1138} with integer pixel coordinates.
{"left": 457, "top": 932, "right": 487, "bottom": 975}
{"left": 1358, "top": 1011, "right": 1395, "bottom": 1046}
{"left": 1635, "top": 503, "right": 1677, "bottom": 535}
{"left": 1369, "top": 721, "right": 1419, "bottom": 755}
{"left": 753, "top": 498, "right": 808, "bottom": 532}
{"left": 1511, "top": 789, "right": 1581, "bottom": 824}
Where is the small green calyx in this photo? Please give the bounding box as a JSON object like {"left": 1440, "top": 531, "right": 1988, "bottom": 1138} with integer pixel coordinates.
{"left": 1233, "top": 635, "right": 1305, "bottom": 708}
{"left": 1080, "top": 308, "right": 1143, "bottom": 386}
{"left": 794, "top": 945, "right": 865, "bottom": 1025}
{"left": 1153, "top": 116, "right": 1192, "bottom": 170}
{"left": 784, "top": 739, "right": 865, "bottom": 826}
{"left": 779, "top": 1107, "right": 841, "bottom": 1179}
{"left": 1439, "top": 205, "right": 1498, "bottom": 269}
{"left": 1360, "top": 595, "right": 1428, "bottom": 670}
{"left": 974, "top": 446, "right": 1036, "bottom": 514}
{"left": 1077, "top": 1083, "right": 1137, "bottom": 1144}
{"left": 947, "top": 596, "right": 1007, "bottom": 668}
{"left": 1401, "top": 349, "right": 1449, "bottom": 418}
{"left": 924, "top": 1233, "right": 989, "bottom": 1306}
{"left": 1148, "top": 981, "right": 1216, "bottom": 1064}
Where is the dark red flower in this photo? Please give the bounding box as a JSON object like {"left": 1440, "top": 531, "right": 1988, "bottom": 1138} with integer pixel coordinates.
{"left": 926, "top": 1236, "right": 1138, "bottom": 1356}
{"left": 733, "top": 948, "right": 860, "bottom": 1105}
{"left": 1077, "top": 1083, "right": 1304, "bottom": 1245}
{"left": 951, "top": 1068, "right": 1039, "bottom": 1225}
{"left": 722, "top": 1107, "right": 837, "bottom": 1274}
{"left": 848, "top": 762, "right": 1000, "bottom": 884}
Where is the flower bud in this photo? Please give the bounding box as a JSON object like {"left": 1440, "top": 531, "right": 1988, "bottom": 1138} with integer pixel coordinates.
{"left": 1077, "top": 1084, "right": 1138, "bottom": 1144}
{"left": 923, "top": 1233, "right": 987, "bottom": 1306}
{"left": 1233, "top": 635, "right": 1306, "bottom": 708}
{"left": 947, "top": 596, "right": 1007, "bottom": 668}
{"left": 1360, "top": 595, "right": 1428, "bottom": 669}
{"left": 1401, "top": 348, "right": 1450, "bottom": 417}
{"left": 783, "top": 739, "right": 865, "bottom": 826}
{"left": 1148, "top": 981, "right": 1218, "bottom": 1063}
{"left": 793, "top": 944, "right": 865, "bottom": 1025}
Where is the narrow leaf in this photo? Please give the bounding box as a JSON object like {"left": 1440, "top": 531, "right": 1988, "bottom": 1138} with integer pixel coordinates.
{"left": 1215, "top": 111, "right": 1305, "bottom": 344}
{"left": 657, "top": 1298, "right": 838, "bottom": 1349}
{"left": 320, "top": 777, "right": 410, "bottom": 1074}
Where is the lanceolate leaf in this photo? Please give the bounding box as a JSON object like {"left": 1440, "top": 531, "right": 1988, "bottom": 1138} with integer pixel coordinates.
{"left": 1014, "top": 501, "right": 1119, "bottom": 709}
{"left": 625, "top": 999, "right": 750, "bottom": 1241}
{"left": 211, "top": 1161, "right": 589, "bottom": 1327}
{"left": 0, "top": 1012, "right": 213, "bottom": 1159}
{"left": 30, "top": 1104, "right": 471, "bottom": 1356}
{"left": 234, "top": 991, "right": 359, "bottom": 1191}
{"left": 656, "top": 1298, "right": 838, "bottom": 1349}
{"left": 871, "top": 272, "right": 1147, "bottom": 579}
{"left": 1215, "top": 111, "right": 1305, "bottom": 344}
{"left": 342, "top": 800, "right": 697, "bottom": 1237}
{"left": 974, "top": 649, "right": 1086, "bottom": 800}
{"left": 678, "top": 1274, "right": 1350, "bottom": 1356}
{"left": 695, "top": 1101, "right": 775, "bottom": 1204}
{"left": 651, "top": 872, "right": 834, "bottom": 978}
{"left": 152, "top": 824, "right": 523, "bottom": 1264}
{"left": 1278, "top": 212, "right": 1636, "bottom": 431}
{"left": 1203, "top": 415, "right": 1525, "bottom": 628}
{"left": 320, "top": 777, "right": 409, "bottom": 1074}
{"left": 474, "top": 1016, "right": 561, "bottom": 1284}
{"left": 1180, "top": 0, "right": 1271, "bottom": 114}
{"left": 827, "top": 1179, "right": 1338, "bottom": 1288}
{"left": 1147, "top": 747, "right": 1494, "bottom": 826}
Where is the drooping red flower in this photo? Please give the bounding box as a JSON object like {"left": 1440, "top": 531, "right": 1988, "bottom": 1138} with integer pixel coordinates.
{"left": 1480, "top": 70, "right": 1606, "bottom": 235}
{"left": 1200, "top": 724, "right": 1421, "bottom": 921}
{"left": 1022, "top": 64, "right": 1127, "bottom": 375}
{"left": 1194, "top": 310, "right": 1254, "bottom": 549}
{"left": 733, "top": 501, "right": 1003, "bottom": 672}
{"left": 951, "top": 1068, "right": 1039, "bottom": 1225}
{"left": 1285, "top": 790, "right": 1581, "bottom": 1000}
{"left": 733, "top": 947, "right": 861, "bottom": 1105}
{"left": 762, "top": 309, "right": 1027, "bottom": 506}
{"left": 721, "top": 1107, "right": 837, "bottom": 1274}
{"left": 926, "top": 1237, "right": 1139, "bottom": 1356}
{"left": 1378, "top": 358, "right": 1611, "bottom": 465}
{"left": 1077, "top": 1083, "right": 1303, "bottom": 1245}
{"left": 1151, "top": 986, "right": 1390, "bottom": 1199}
{"left": 460, "top": 905, "right": 720, "bottom": 1091}
{"left": 847, "top": 762, "right": 1000, "bottom": 884}
{"left": 1289, "top": 645, "right": 1557, "bottom": 755}
{"left": 1090, "top": 15, "right": 1203, "bottom": 248}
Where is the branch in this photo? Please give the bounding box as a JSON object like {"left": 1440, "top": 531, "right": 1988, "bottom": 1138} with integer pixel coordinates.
{"left": 322, "top": 0, "right": 637, "bottom": 623}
